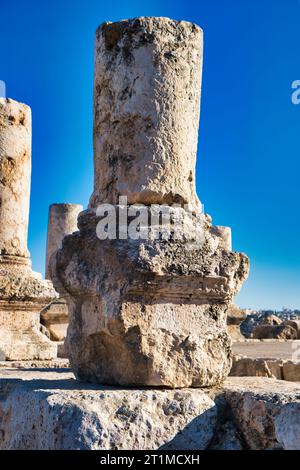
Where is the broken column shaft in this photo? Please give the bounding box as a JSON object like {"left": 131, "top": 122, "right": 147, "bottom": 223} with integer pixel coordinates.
{"left": 46, "top": 203, "right": 83, "bottom": 280}
{"left": 41, "top": 203, "right": 82, "bottom": 343}
{"left": 0, "top": 99, "right": 31, "bottom": 259}
{"left": 0, "top": 98, "right": 57, "bottom": 360}
{"left": 90, "top": 17, "right": 202, "bottom": 211}
{"left": 56, "top": 17, "right": 249, "bottom": 387}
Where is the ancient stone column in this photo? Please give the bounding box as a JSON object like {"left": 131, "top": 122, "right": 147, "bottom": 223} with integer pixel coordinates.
{"left": 90, "top": 17, "right": 202, "bottom": 211}
{"left": 41, "top": 203, "right": 82, "bottom": 344}
{"left": 0, "top": 99, "right": 31, "bottom": 259}
{"left": 45, "top": 203, "right": 83, "bottom": 280}
{"left": 56, "top": 17, "right": 249, "bottom": 387}
{"left": 0, "top": 98, "right": 58, "bottom": 361}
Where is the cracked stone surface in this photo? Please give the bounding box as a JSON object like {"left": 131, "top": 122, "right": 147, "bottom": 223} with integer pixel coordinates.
{"left": 90, "top": 17, "right": 203, "bottom": 211}
{"left": 42, "top": 203, "right": 83, "bottom": 343}
{"left": 0, "top": 371, "right": 299, "bottom": 450}
{"left": 0, "top": 368, "right": 217, "bottom": 450}
{"left": 0, "top": 98, "right": 31, "bottom": 259}
{"left": 0, "top": 98, "right": 58, "bottom": 360}
{"left": 55, "top": 17, "right": 249, "bottom": 387}
{"left": 56, "top": 208, "right": 248, "bottom": 387}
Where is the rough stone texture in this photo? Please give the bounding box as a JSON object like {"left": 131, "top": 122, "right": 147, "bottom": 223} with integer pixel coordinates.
{"left": 57, "top": 206, "right": 248, "bottom": 387}
{"left": 0, "top": 256, "right": 58, "bottom": 361}
{"left": 0, "top": 371, "right": 299, "bottom": 450}
{"left": 231, "top": 342, "right": 300, "bottom": 382}
{"left": 0, "top": 98, "right": 31, "bottom": 258}
{"left": 46, "top": 203, "right": 83, "bottom": 280}
{"left": 0, "top": 369, "right": 217, "bottom": 450}
{"left": 0, "top": 359, "right": 69, "bottom": 369}
{"left": 42, "top": 203, "right": 83, "bottom": 343}
{"left": 209, "top": 420, "right": 244, "bottom": 450}
{"left": 230, "top": 355, "right": 283, "bottom": 380}
{"left": 40, "top": 299, "right": 69, "bottom": 342}
{"left": 282, "top": 320, "right": 300, "bottom": 339}
{"left": 210, "top": 226, "right": 232, "bottom": 251}
{"left": 0, "top": 98, "right": 58, "bottom": 360}
{"left": 221, "top": 377, "right": 300, "bottom": 450}
{"left": 90, "top": 17, "right": 202, "bottom": 211}
{"left": 252, "top": 324, "right": 297, "bottom": 340}
{"left": 54, "top": 17, "right": 249, "bottom": 388}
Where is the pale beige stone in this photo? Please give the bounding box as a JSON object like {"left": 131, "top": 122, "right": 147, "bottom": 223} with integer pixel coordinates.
{"left": 232, "top": 339, "right": 300, "bottom": 361}
{"left": 57, "top": 207, "right": 248, "bottom": 387}
{"left": 211, "top": 226, "right": 232, "bottom": 251}
{"left": 56, "top": 17, "right": 249, "bottom": 388}
{"left": 0, "top": 369, "right": 217, "bottom": 450}
{"left": 0, "top": 98, "right": 31, "bottom": 258}
{"left": 0, "top": 98, "right": 58, "bottom": 360}
{"left": 0, "top": 371, "right": 300, "bottom": 450}
{"left": 0, "top": 257, "right": 58, "bottom": 360}
{"left": 222, "top": 377, "right": 300, "bottom": 450}
{"left": 43, "top": 203, "right": 82, "bottom": 343}
{"left": 90, "top": 17, "right": 203, "bottom": 211}
{"left": 45, "top": 203, "right": 82, "bottom": 280}
{"left": 0, "top": 358, "right": 69, "bottom": 369}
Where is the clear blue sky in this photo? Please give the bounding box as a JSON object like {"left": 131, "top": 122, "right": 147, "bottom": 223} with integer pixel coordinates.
{"left": 1, "top": 0, "right": 299, "bottom": 310}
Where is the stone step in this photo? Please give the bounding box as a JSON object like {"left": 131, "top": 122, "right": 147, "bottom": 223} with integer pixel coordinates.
{"left": 0, "top": 370, "right": 299, "bottom": 450}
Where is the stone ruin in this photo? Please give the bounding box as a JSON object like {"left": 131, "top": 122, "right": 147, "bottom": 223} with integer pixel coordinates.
{"left": 41, "top": 203, "right": 82, "bottom": 343}
{"left": 0, "top": 18, "right": 249, "bottom": 383}
{"left": 2, "top": 17, "right": 300, "bottom": 453}
{"left": 55, "top": 17, "right": 249, "bottom": 387}
{"left": 0, "top": 98, "right": 57, "bottom": 360}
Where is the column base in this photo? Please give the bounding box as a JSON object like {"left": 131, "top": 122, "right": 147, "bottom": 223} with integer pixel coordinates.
{"left": 0, "top": 255, "right": 58, "bottom": 361}
{"left": 56, "top": 209, "right": 249, "bottom": 388}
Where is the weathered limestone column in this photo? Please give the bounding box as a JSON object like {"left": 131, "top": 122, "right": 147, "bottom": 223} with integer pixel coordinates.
{"left": 56, "top": 18, "right": 249, "bottom": 387}
{"left": 90, "top": 17, "right": 202, "bottom": 211}
{"left": 41, "top": 203, "right": 82, "bottom": 343}
{"left": 0, "top": 98, "right": 58, "bottom": 360}
{"left": 45, "top": 203, "right": 83, "bottom": 280}
{"left": 0, "top": 99, "right": 31, "bottom": 258}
